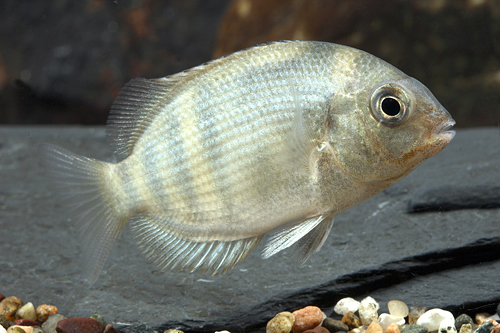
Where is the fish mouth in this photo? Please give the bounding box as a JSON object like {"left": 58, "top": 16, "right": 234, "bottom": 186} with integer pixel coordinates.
{"left": 433, "top": 119, "right": 456, "bottom": 142}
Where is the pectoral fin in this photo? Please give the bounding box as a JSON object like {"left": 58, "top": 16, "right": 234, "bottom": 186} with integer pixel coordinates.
{"left": 262, "top": 214, "right": 334, "bottom": 263}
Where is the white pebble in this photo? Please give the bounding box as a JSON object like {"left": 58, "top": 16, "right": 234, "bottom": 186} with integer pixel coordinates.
{"left": 0, "top": 324, "right": 6, "bottom": 333}
{"left": 7, "top": 326, "right": 42, "bottom": 333}
{"left": 359, "top": 296, "right": 380, "bottom": 326}
{"left": 334, "top": 297, "right": 361, "bottom": 315}
{"left": 388, "top": 300, "right": 409, "bottom": 318}
{"left": 416, "top": 308, "right": 455, "bottom": 332}
{"left": 379, "top": 313, "right": 405, "bottom": 330}
{"left": 16, "top": 301, "right": 37, "bottom": 321}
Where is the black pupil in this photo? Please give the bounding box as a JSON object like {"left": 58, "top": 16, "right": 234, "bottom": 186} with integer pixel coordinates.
{"left": 381, "top": 97, "right": 401, "bottom": 116}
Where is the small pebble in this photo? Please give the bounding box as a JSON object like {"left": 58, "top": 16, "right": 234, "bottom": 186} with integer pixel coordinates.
{"left": 350, "top": 328, "right": 365, "bottom": 333}
{"left": 455, "top": 314, "right": 474, "bottom": 330}
{"left": 408, "top": 307, "right": 427, "bottom": 325}
{"left": 0, "top": 324, "right": 6, "bottom": 333}
{"left": 400, "top": 324, "right": 429, "bottom": 333}
{"left": 89, "top": 315, "right": 106, "bottom": 329}
{"left": 303, "top": 327, "right": 329, "bottom": 333}
{"left": 378, "top": 313, "right": 405, "bottom": 330}
{"left": 0, "top": 314, "right": 10, "bottom": 330}
{"left": 14, "top": 319, "right": 40, "bottom": 327}
{"left": 342, "top": 312, "right": 361, "bottom": 328}
{"left": 388, "top": 301, "right": 409, "bottom": 318}
{"left": 459, "top": 323, "right": 473, "bottom": 333}
{"left": 365, "top": 321, "right": 383, "bottom": 333}
{"left": 334, "top": 298, "right": 361, "bottom": 316}
{"left": 7, "top": 326, "right": 27, "bottom": 333}
{"left": 56, "top": 318, "right": 104, "bottom": 333}
{"left": 266, "top": 311, "right": 295, "bottom": 333}
{"left": 7, "top": 326, "right": 42, "bottom": 333}
{"left": 474, "top": 322, "right": 493, "bottom": 333}
{"left": 16, "top": 303, "right": 36, "bottom": 321}
{"left": 386, "top": 323, "right": 400, "bottom": 333}
{"left": 164, "top": 330, "right": 184, "bottom": 333}
{"left": 492, "top": 322, "right": 500, "bottom": 333}
{"left": 359, "top": 297, "right": 379, "bottom": 326}
{"left": 103, "top": 324, "right": 120, "bottom": 333}
{"left": 292, "top": 306, "right": 323, "bottom": 333}
{"left": 35, "top": 305, "right": 58, "bottom": 323}
{"left": 41, "top": 314, "right": 67, "bottom": 333}
{"left": 417, "top": 308, "right": 454, "bottom": 332}
{"left": 475, "top": 314, "right": 490, "bottom": 325}
{"left": 322, "top": 318, "right": 349, "bottom": 332}
{"left": 0, "top": 297, "right": 24, "bottom": 321}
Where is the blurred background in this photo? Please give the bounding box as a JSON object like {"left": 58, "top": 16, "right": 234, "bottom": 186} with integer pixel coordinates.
{"left": 0, "top": 0, "right": 498, "bottom": 127}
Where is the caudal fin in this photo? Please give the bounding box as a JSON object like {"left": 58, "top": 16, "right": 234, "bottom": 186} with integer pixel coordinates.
{"left": 39, "top": 143, "right": 129, "bottom": 283}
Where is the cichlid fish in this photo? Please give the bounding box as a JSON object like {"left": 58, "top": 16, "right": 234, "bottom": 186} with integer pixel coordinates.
{"left": 40, "top": 41, "right": 455, "bottom": 281}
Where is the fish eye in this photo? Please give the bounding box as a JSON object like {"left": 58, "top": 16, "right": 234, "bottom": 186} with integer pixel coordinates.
{"left": 370, "top": 83, "right": 411, "bottom": 126}
{"left": 381, "top": 96, "right": 401, "bottom": 116}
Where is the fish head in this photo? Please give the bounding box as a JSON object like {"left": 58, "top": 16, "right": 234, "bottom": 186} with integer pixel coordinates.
{"left": 330, "top": 75, "right": 455, "bottom": 183}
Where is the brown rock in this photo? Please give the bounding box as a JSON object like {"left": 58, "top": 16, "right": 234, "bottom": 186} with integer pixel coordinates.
{"left": 0, "top": 293, "right": 5, "bottom": 302}
{"left": 292, "top": 306, "right": 323, "bottom": 333}
{"left": 365, "top": 321, "right": 383, "bottom": 333}
{"left": 35, "top": 305, "right": 58, "bottom": 323}
{"left": 342, "top": 312, "right": 362, "bottom": 328}
{"left": 303, "top": 327, "right": 330, "bottom": 333}
{"left": 14, "top": 319, "right": 40, "bottom": 327}
{"left": 56, "top": 318, "right": 104, "bottom": 333}
{"left": 386, "top": 323, "right": 400, "bottom": 333}
{"left": 475, "top": 313, "right": 491, "bottom": 325}
{"left": 266, "top": 311, "right": 295, "bottom": 333}
{"left": 323, "top": 317, "right": 349, "bottom": 332}
{"left": 0, "top": 296, "right": 24, "bottom": 321}
{"left": 103, "top": 324, "right": 120, "bottom": 333}
{"left": 0, "top": 313, "right": 10, "bottom": 329}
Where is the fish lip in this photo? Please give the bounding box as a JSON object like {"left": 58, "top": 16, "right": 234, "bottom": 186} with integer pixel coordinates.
{"left": 433, "top": 119, "right": 456, "bottom": 141}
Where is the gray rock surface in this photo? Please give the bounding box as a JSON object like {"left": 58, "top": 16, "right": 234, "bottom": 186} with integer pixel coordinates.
{"left": 0, "top": 127, "right": 499, "bottom": 332}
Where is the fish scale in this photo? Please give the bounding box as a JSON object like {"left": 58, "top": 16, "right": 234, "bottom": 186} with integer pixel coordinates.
{"left": 40, "top": 40, "right": 455, "bottom": 281}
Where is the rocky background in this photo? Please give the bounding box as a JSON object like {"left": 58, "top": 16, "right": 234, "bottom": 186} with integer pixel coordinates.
{"left": 0, "top": 0, "right": 499, "bottom": 127}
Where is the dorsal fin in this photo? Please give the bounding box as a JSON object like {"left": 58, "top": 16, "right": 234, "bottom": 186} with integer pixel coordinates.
{"left": 106, "top": 68, "right": 204, "bottom": 159}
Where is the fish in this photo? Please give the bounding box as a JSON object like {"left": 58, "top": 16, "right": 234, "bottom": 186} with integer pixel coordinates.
{"left": 40, "top": 40, "right": 456, "bottom": 282}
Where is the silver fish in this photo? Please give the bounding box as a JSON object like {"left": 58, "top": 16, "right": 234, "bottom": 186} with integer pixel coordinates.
{"left": 40, "top": 41, "right": 455, "bottom": 281}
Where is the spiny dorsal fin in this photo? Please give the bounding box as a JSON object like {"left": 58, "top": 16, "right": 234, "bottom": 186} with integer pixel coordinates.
{"left": 106, "top": 41, "right": 301, "bottom": 159}
{"left": 130, "top": 214, "right": 263, "bottom": 275}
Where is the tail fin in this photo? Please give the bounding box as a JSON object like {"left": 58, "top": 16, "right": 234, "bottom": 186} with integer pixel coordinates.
{"left": 39, "top": 143, "right": 129, "bottom": 283}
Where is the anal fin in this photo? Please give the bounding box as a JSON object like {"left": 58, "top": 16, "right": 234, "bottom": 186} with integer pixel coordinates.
{"left": 262, "top": 214, "right": 334, "bottom": 263}
{"left": 130, "top": 214, "right": 263, "bottom": 275}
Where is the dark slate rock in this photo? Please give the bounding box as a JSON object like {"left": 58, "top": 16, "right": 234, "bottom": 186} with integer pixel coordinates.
{"left": 408, "top": 185, "right": 500, "bottom": 212}
{"left": 0, "top": 127, "right": 499, "bottom": 333}
{"left": 497, "top": 302, "right": 500, "bottom": 317}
